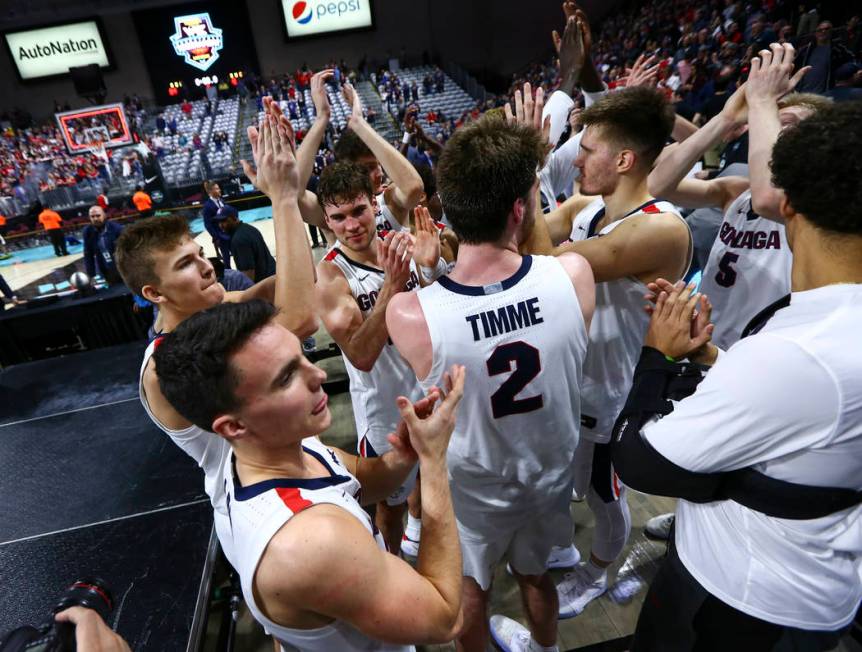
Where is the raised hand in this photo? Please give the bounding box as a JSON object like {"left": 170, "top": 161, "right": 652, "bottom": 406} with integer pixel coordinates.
{"left": 745, "top": 42, "right": 810, "bottom": 106}
{"left": 386, "top": 389, "right": 441, "bottom": 463}
{"left": 342, "top": 82, "right": 365, "bottom": 127}
{"left": 619, "top": 53, "right": 659, "bottom": 88}
{"left": 378, "top": 230, "right": 413, "bottom": 291}
{"left": 643, "top": 279, "right": 714, "bottom": 360}
{"left": 241, "top": 96, "right": 299, "bottom": 203}
{"left": 412, "top": 205, "right": 441, "bottom": 268}
{"left": 558, "top": 14, "right": 587, "bottom": 95}
{"left": 396, "top": 364, "right": 465, "bottom": 464}
{"left": 505, "top": 81, "right": 552, "bottom": 144}
{"left": 310, "top": 69, "right": 333, "bottom": 120}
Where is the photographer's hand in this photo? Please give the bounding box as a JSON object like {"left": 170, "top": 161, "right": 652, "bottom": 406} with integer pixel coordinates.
{"left": 56, "top": 607, "right": 131, "bottom": 652}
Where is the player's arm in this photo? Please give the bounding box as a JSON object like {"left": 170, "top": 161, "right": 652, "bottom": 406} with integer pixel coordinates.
{"left": 237, "top": 99, "right": 318, "bottom": 338}
{"left": 294, "top": 72, "right": 336, "bottom": 236}
{"left": 315, "top": 232, "right": 413, "bottom": 372}
{"left": 386, "top": 292, "right": 433, "bottom": 381}
{"left": 331, "top": 392, "right": 440, "bottom": 504}
{"left": 556, "top": 251, "right": 596, "bottom": 332}
{"left": 555, "top": 212, "right": 690, "bottom": 283}
{"left": 648, "top": 84, "right": 749, "bottom": 211}
{"left": 412, "top": 206, "right": 445, "bottom": 287}
{"left": 256, "top": 374, "right": 464, "bottom": 645}
{"left": 343, "top": 84, "right": 424, "bottom": 226}
{"left": 745, "top": 43, "right": 810, "bottom": 221}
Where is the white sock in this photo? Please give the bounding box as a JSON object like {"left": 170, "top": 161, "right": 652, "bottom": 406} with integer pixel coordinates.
{"left": 527, "top": 638, "right": 558, "bottom": 652}
{"left": 405, "top": 514, "right": 421, "bottom": 540}
{"left": 584, "top": 560, "right": 607, "bottom": 582}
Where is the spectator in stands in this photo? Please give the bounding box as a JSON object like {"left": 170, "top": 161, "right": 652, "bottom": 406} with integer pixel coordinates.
{"left": 825, "top": 62, "right": 862, "bottom": 102}
{"left": 38, "top": 204, "right": 67, "bottom": 256}
{"left": 132, "top": 185, "right": 153, "bottom": 217}
{"left": 214, "top": 205, "right": 275, "bottom": 283}
{"left": 181, "top": 99, "right": 193, "bottom": 119}
{"left": 192, "top": 133, "right": 203, "bottom": 150}
{"left": 156, "top": 113, "right": 166, "bottom": 133}
{"left": 82, "top": 205, "right": 124, "bottom": 285}
{"left": 796, "top": 21, "right": 857, "bottom": 92}
{"left": 168, "top": 117, "right": 178, "bottom": 136}
{"left": 202, "top": 180, "right": 232, "bottom": 268}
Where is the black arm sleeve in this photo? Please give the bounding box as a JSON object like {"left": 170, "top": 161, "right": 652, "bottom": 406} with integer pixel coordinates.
{"left": 610, "top": 347, "right": 724, "bottom": 503}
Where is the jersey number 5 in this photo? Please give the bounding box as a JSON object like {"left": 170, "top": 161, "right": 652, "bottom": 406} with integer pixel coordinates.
{"left": 714, "top": 252, "right": 739, "bottom": 288}
{"left": 487, "top": 341, "right": 543, "bottom": 419}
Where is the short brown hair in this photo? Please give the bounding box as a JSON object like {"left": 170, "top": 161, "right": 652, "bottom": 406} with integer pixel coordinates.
{"left": 437, "top": 113, "right": 546, "bottom": 244}
{"left": 116, "top": 215, "right": 190, "bottom": 297}
{"left": 580, "top": 87, "right": 675, "bottom": 169}
{"left": 317, "top": 161, "right": 374, "bottom": 210}
{"left": 333, "top": 129, "right": 374, "bottom": 162}
{"left": 777, "top": 93, "right": 833, "bottom": 114}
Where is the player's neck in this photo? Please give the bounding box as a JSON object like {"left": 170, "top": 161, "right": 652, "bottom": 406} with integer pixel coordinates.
{"left": 790, "top": 231, "right": 862, "bottom": 292}
{"left": 449, "top": 240, "right": 522, "bottom": 285}
{"left": 339, "top": 240, "right": 381, "bottom": 268}
{"left": 158, "top": 303, "right": 199, "bottom": 334}
{"left": 233, "top": 439, "right": 322, "bottom": 485}
{"left": 602, "top": 176, "right": 653, "bottom": 224}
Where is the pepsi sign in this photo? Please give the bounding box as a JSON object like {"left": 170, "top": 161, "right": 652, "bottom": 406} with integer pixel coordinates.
{"left": 281, "top": 0, "right": 373, "bottom": 39}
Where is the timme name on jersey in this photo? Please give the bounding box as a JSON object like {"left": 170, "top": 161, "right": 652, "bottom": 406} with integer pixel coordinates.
{"left": 225, "top": 437, "right": 414, "bottom": 652}
{"left": 416, "top": 255, "right": 587, "bottom": 496}
{"left": 699, "top": 190, "right": 790, "bottom": 350}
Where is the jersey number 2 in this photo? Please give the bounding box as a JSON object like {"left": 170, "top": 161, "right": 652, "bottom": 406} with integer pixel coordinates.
{"left": 714, "top": 252, "right": 739, "bottom": 288}
{"left": 487, "top": 341, "right": 543, "bottom": 419}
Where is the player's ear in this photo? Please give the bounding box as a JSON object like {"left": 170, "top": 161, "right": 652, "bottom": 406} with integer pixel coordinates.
{"left": 212, "top": 414, "right": 246, "bottom": 442}
{"left": 618, "top": 149, "right": 637, "bottom": 174}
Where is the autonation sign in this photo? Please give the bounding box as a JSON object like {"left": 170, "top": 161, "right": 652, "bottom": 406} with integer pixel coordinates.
{"left": 5, "top": 21, "right": 110, "bottom": 80}
{"left": 283, "top": 0, "right": 373, "bottom": 38}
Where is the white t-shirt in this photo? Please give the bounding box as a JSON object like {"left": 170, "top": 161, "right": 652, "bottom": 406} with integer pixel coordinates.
{"left": 643, "top": 283, "right": 862, "bottom": 630}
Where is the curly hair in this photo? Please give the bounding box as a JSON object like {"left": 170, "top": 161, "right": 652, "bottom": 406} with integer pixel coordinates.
{"left": 115, "top": 214, "right": 190, "bottom": 297}
{"left": 437, "top": 113, "right": 546, "bottom": 244}
{"left": 579, "top": 86, "right": 675, "bottom": 169}
{"left": 316, "top": 160, "right": 375, "bottom": 210}
{"left": 154, "top": 299, "right": 277, "bottom": 431}
{"left": 771, "top": 102, "right": 862, "bottom": 236}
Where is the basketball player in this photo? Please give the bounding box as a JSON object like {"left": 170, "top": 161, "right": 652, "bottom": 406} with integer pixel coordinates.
{"left": 154, "top": 299, "right": 466, "bottom": 651}
{"left": 315, "top": 160, "right": 447, "bottom": 553}
{"left": 388, "top": 114, "right": 596, "bottom": 652}
{"left": 643, "top": 45, "right": 829, "bottom": 540}
{"left": 648, "top": 44, "right": 829, "bottom": 349}
{"left": 613, "top": 100, "right": 862, "bottom": 651}
{"left": 293, "top": 74, "right": 424, "bottom": 238}
{"left": 524, "top": 87, "right": 692, "bottom": 617}
{"left": 116, "top": 99, "right": 317, "bottom": 565}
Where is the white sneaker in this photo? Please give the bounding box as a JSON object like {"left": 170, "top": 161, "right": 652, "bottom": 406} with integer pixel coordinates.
{"left": 489, "top": 615, "right": 540, "bottom": 652}
{"left": 644, "top": 513, "right": 674, "bottom": 540}
{"left": 556, "top": 563, "right": 608, "bottom": 619}
{"left": 547, "top": 544, "right": 581, "bottom": 569}
{"left": 399, "top": 533, "right": 420, "bottom": 558}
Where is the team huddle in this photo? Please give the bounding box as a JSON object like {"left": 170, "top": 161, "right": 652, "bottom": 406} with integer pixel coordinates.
{"left": 111, "top": 12, "right": 861, "bottom": 652}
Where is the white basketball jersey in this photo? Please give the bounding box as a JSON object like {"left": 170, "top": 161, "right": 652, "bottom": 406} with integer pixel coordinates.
{"left": 323, "top": 247, "right": 424, "bottom": 448}
{"left": 374, "top": 191, "right": 407, "bottom": 236}
{"left": 570, "top": 198, "right": 691, "bottom": 442}
{"left": 699, "top": 190, "right": 791, "bottom": 350}
{"left": 139, "top": 339, "right": 235, "bottom": 565}
{"left": 416, "top": 255, "right": 588, "bottom": 497}
{"left": 225, "top": 437, "right": 414, "bottom": 652}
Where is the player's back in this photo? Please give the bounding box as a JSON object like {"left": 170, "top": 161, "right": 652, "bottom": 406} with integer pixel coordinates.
{"left": 699, "top": 189, "right": 791, "bottom": 350}
{"left": 416, "top": 254, "right": 588, "bottom": 498}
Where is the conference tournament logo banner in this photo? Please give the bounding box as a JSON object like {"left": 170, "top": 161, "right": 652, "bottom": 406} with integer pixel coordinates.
{"left": 170, "top": 13, "right": 224, "bottom": 71}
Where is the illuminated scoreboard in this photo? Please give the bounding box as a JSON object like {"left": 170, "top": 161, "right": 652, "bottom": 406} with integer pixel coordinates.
{"left": 132, "top": 0, "right": 259, "bottom": 104}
